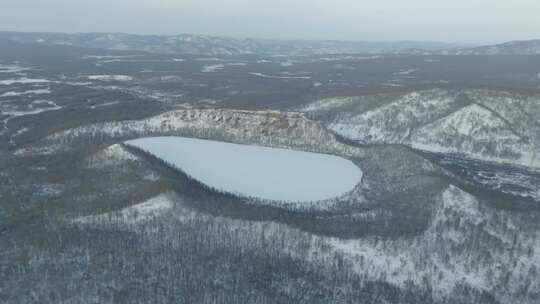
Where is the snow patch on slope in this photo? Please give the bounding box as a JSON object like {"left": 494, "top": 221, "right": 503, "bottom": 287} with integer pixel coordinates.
{"left": 202, "top": 64, "right": 224, "bottom": 73}
{"left": 74, "top": 194, "right": 174, "bottom": 225}
{"left": 419, "top": 104, "right": 505, "bottom": 137}
{"left": 301, "top": 96, "right": 356, "bottom": 112}
{"left": 438, "top": 185, "right": 482, "bottom": 224}
{"left": 85, "top": 144, "right": 139, "bottom": 168}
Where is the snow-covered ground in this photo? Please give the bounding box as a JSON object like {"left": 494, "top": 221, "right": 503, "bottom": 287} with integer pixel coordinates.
{"left": 393, "top": 68, "right": 418, "bottom": 76}
{"left": 126, "top": 136, "right": 363, "bottom": 202}
{"left": 0, "top": 64, "right": 32, "bottom": 74}
{"left": 85, "top": 144, "right": 139, "bottom": 168}
{"left": 0, "top": 78, "right": 51, "bottom": 85}
{"left": 87, "top": 75, "right": 133, "bottom": 81}
{"left": 0, "top": 88, "right": 51, "bottom": 97}
{"left": 201, "top": 64, "right": 224, "bottom": 73}
{"left": 74, "top": 193, "right": 174, "bottom": 225}
{"left": 248, "top": 72, "right": 311, "bottom": 79}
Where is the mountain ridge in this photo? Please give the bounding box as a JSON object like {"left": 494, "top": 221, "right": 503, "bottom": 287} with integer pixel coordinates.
{"left": 3, "top": 31, "right": 540, "bottom": 56}
{"left": 303, "top": 88, "right": 540, "bottom": 168}
{"left": 439, "top": 39, "right": 540, "bottom": 55}
{"left": 0, "top": 31, "right": 464, "bottom": 56}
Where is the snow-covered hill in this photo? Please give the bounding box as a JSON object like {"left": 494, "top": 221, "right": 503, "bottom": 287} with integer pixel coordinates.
{"left": 395, "top": 40, "right": 540, "bottom": 56}
{"left": 330, "top": 184, "right": 540, "bottom": 303}
{"left": 304, "top": 89, "right": 540, "bottom": 168}
{"left": 440, "top": 39, "right": 540, "bottom": 55}
{"left": 18, "top": 108, "right": 365, "bottom": 158}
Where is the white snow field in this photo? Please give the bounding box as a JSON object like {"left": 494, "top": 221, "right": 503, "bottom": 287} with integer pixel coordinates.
{"left": 0, "top": 78, "right": 51, "bottom": 85}
{"left": 0, "top": 88, "right": 51, "bottom": 97}
{"left": 126, "top": 137, "right": 363, "bottom": 202}
{"left": 87, "top": 75, "right": 133, "bottom": 81}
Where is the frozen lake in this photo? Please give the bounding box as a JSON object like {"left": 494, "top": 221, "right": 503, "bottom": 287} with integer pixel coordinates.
{"left": 126, "top": 137, "right": 363, "bottom": 202}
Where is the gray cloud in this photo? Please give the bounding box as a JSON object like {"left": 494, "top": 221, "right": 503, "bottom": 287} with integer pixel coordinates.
{"left": 1, "top": 0, "right": 539, "bottom": 44}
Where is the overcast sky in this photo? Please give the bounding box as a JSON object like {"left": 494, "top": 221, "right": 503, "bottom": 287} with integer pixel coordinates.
{"left": 1, "top": 0, "right": 539, "bottom": 44}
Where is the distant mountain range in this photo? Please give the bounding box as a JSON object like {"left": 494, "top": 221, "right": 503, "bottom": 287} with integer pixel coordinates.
{"left": 0, "top": 31, "right": 461, "bottom": 56}
{"left": 0, "top": 31, "right": 539, "bottom": 56}
{"left": 437, "top": 39, "right": 540, "bottom": 55}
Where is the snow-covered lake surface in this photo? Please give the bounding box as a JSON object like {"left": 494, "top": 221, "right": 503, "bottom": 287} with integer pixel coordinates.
{"left": 126, "top": 137, "right": 363, "bottom": 202}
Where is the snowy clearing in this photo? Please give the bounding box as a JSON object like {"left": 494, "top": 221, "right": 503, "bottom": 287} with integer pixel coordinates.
{"left": 248, "top": 72, "right": 311, "bottom": 79}
{"left": 201, "top": 64, "right": 224, "bottom": 73}
{"left": 87, "top": 75, "right": 133, "bottom": 81}
{"left": 126, "top": 137, "right": 363, "bottom": 202}
{"left": 0, "top": 88, "right": 51, "bottom": 97}
{"left": 0, "top": 78, "right": 51, "bottom": 85}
